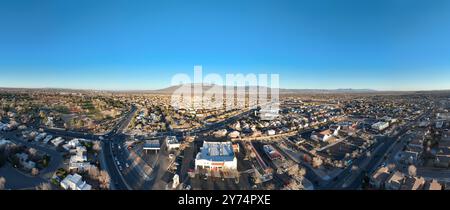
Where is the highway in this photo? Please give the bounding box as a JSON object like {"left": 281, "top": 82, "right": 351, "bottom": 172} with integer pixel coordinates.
{"left": 101, "top": 105, "right": 137, "bottom": 190}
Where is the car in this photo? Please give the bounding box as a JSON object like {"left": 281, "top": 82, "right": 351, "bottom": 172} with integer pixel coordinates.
{"left": 116, "top": 161, "right": 120, "bottom": 165}
{"left": 119, "top": 165, "right": 123, "bottom": 171}
{"left": 126, "top": 163, "right": 129, "bottom": 168}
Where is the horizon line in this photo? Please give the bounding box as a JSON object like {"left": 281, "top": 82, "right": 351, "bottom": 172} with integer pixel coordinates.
{"left": 1, "top": 85, "right": 449, "bottom": 93}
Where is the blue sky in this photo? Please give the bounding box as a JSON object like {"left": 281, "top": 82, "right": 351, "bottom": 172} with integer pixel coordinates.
{"left": 0, "top": 0, "right": 449, "bottom": 90}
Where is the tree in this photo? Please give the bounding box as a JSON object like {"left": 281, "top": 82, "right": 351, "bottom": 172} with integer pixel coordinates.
{"left": 98, "top": 170, "right": 111, "bottom": 189}
{"left": 31, "top": 168, "right": 39, "bottom": 176}
{"left": 408, "top": 165, "right": 417, "bottom": 177}
{"left": 286, "top": 180, "right": 303, "bottom": 190}
{"left": 28, "top": 148, "right": 38, "bottom": 159}
{"left": 298, "top": 167, "right": 306, "bottom": 178}
{"left": 0, "top": 177, "right": 5, "bottom": 190}
{"left": 312, "top": 157, "right": 323, "bottom": 168}
{"left": 88, "top": 166, "right": 100, "bottom": 179}
{"left": 93, "top": 141, "right": 101, "bottom": 153}
{"left": 287, "top": 164, "right": 300, "bottom": 177}
{"left": 266, "top": 183, "right": 276, "bottom": 190}
{"left": 36, "top": 182, "right": 51, "bottom": 190}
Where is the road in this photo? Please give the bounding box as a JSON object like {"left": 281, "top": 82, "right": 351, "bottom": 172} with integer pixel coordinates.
{"left": 0, "top": 130, "right": 64, "bottom": 189}
{"left": 325, "top": 109, "right": 432, "bottom": 189}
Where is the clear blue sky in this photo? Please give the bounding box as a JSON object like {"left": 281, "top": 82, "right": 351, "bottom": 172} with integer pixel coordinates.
{"left": 0, "top": 0, "right": 449, "bottom": 90}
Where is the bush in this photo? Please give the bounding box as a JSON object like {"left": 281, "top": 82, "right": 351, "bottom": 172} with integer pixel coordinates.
{"left": 50, "top": 178, "right": 59, "bottom": 186}
{"left": 42, "top": 155, "right": 50, "bottom": 167}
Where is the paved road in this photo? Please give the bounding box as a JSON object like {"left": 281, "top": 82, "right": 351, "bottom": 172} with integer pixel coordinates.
{"left": 101, "top": 105, "right": 137, "bottom": 190}
{"left": 0, "top": 130, "right": 64, "bottom": 189}
{"left": 0, "top": 163, "right": 46, "bottom": 189}
{"left": 3, "top": 131, "right": 64, "bottom": 180}
{"left": 327, "top": 109, "right": 432, "bottom": 189}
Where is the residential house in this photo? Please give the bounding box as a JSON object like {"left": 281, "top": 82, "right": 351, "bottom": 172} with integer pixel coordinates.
{"left": 385, "top": 171, "right": 405, "bottom": 190}
{"left": 60, "top": 173, "right": 92, "bottom": 190}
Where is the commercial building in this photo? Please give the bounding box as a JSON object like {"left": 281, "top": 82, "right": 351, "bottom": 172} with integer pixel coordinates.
{"left": 143, "top": 140, "right": 160, "bottom": 152}
{"left": 195, "top": 141, "right": 237, "bottom": 171}
{"left": 166, "top": 136, "right": 180, "bottom": 150}
{"left": 372, "top": 121, "right": 389, "bottom": 131}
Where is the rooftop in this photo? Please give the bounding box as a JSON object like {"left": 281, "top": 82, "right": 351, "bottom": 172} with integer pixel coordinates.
{"left": 197, "top": 141, "right": 235, "bottom": 162}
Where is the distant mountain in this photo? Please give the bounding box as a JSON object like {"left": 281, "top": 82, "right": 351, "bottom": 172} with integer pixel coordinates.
{"left": 279, "top": 88, "right": 378, "bottom": 94}
{"left": 150, "top": 84, "right": 378, "bottom": 94}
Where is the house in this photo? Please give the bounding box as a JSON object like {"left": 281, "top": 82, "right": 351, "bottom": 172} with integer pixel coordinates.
{"left": 228, "top": 131, "right": 240, "bottom": 138}
{"left": 329, "top": 125, "right": 341, "bottom": 135}
{"left": 370, "top": 166, "right": 390, "bottom": 189}
{"left": 67, "top": 138, "right": 81, "bottom": 148}
{"left": 51, "top": 137, "right": 65, "bottom": 147}
{"left": 423, "top": 179, "right": 442, "bottom": 190}
{"left": 400, "top": 176, "right": 425, "bottom": 190}
{"left": 69, "top": 162, "right": 93, "bottom": 171}
{"left": 311, "top": 129, "right": 333, "bottom": 142}
{"left": 60, "top": 173, "right": 92, "bottom": 190}
{"left": 399, "top": 151, "right": 419, "bottom": 165}
{"left": 408, "top": 138, "right": 424, "bottom": 150}
{"left": 43, "top": 135, "right": 53, "bottom": 144}
{"left": 69, "top": 146, "right": 87, "bottom": 163}
{"left": 434, "top": 154, "right": 450, "bottom": 168}
{"left": 15, "top": 153, "right": 36, "bottom": 170}
{"left": 385, "top": 171, "right": 405, "bottom": 190}
{"left": 267, "top": 129, "right": 276, "bottom": 136}
{"left": 34, "top": 132, "right": 47, "bottom": 141}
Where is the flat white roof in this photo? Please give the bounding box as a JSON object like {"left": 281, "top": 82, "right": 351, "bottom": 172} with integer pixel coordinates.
{"left": 143, "top": 140, "right": 160, "bottom": 150}
{"left": 197, "top": 141, "right": 235, "bottom": 162}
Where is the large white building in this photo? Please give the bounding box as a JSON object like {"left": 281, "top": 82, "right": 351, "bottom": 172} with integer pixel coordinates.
{"left": 195, "top": 141, "right": 237, "bottom": 171}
